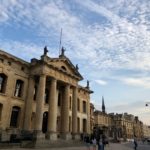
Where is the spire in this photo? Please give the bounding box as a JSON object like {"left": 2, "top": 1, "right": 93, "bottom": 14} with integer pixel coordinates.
{"left": 102, "top": 96, "right": 105, "bottom": 113}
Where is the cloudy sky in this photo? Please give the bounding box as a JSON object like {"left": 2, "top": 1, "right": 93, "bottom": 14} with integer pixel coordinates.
{"left": 0, "top": 0, "right": 150, "bottom": 125}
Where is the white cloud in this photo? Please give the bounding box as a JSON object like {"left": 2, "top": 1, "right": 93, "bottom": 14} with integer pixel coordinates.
{"left": 1, "top": 0, "right": 150, "bottom": 76}
{"left": 121, "top": 77, "right": 150, "bottom": 89}
{"left": 95, "top": 79, "right": 107, "bottom": 85}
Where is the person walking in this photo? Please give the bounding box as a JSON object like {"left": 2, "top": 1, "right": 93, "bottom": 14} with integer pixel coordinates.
{"left": 98, "top": 138, "right": 103, "bottom": 150}
{"left": 133, "top": 136, "right": 138, "bottom": 150}
{"left": 85, "top": 135, "right": 91, "bottom": 150}
{"left": 102, "top": 134, "right": 106, "bottom": 150}
{"left": 92, "top": 137, "right": 97, "bottom": 150}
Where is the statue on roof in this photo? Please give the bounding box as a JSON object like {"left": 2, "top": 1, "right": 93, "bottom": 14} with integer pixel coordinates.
{"left": 76, "top": 64, "right": 79, "bottom": 70}
{"left": 86, "top": 80, "right": 90, "bottom": 89}
{"left": 44, "top": 46, "right": 48, "bottom": 56}
{"left": 61, "top": 46, "right": 65, "bottom": 56}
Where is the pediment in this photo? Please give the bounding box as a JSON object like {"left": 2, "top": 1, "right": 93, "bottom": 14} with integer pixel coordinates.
{"left": 48, "top": 57, "right": 83, "bottom": 80}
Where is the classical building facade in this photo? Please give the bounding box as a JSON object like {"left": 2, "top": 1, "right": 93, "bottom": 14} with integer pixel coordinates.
{"left": 0, "top": 48, "right": 93, "bottom": 141}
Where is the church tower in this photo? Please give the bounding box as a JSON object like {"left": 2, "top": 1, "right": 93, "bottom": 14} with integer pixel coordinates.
{"left": 102, "top": 96, "right": 105, "bottom": 113}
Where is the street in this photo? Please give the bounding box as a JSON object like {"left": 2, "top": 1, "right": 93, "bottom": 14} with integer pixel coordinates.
{"left": 0, "top": 142, "right": 150, "bottom": 150}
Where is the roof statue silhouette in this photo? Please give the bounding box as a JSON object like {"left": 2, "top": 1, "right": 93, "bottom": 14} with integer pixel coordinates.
{"left": 61, "top": 47, "right": 65, "bottom": 56}
{"left": 86, "top": 80, "right": 89, "bottom": 89}
{"left": 76, "top": 64, "right": 79, "bottom": 70}
{"left": 44, "top": 46, "right": 48, "bottom": 55}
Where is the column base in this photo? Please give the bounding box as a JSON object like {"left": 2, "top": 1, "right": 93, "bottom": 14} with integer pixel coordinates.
{"left": 46, "top": 132, "right": 57, "bottom": 140}
{"left": 72, "top": 133, "right": 81, "bottom": 140}
{"left": 60, "top": 133, "right": 72, "bottom": 140}
{"left": 33, "top": 130, "right": 45, "bottom": 141}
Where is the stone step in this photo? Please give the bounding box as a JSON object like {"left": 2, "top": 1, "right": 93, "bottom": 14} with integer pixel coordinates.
{"left": 21, "top": 139, "right": 85, "bottom": 148}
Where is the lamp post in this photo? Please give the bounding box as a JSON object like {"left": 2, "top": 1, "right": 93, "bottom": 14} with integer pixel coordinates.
{"left": 145, "top": 102, "right": 150, "bottom": 107}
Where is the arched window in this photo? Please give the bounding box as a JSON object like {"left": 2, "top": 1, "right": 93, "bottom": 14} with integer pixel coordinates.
{"left": 0, "top": 103, "right": 3, "bottom": 121}
{"left": 10, "top": 106, "right": 20, "bottom": 127}
{"left": 0, "top": 73, "right": 7, "bottom": 93}
{"left": 14, "top": 79, "right": 24, "bottom": 97}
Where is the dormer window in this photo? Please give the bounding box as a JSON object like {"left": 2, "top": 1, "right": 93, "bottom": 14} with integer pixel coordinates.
{"left": 61, "top": 66, "right": 66, "bottom": 71}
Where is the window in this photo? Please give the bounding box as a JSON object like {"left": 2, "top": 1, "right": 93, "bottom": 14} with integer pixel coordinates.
{"left": 21, "top": 67, "right": 24, "bottom": 71}
{"left": 83, "top": 119, "right": 87, "bottom": 132}
{"left": 61, "top": 66, "right": 67, "bottom": 71}
{"left": 83, "top": 101, "right": 86, "bottom": 113}
{"left": 69, "top": 96, "right": 72, "bottom": 110}
{"left": 33, "top": 85, "right": 37, "bottom": 100}
{"left": 58, "top": 93, "right": 61, "bottom": 106}
{"left": 0, "top": 103, "right": 3, "bottom": 121}
{"left": 69, "top": 116, "right": 71, "bottom": 132}
{"left": 10, "top": 106, "right": 20, "bottom": 127}
{"left": 14, "top": 80, "right": 24, "bottom": 97}
{"left": 0, "top": 73, "right": 7, "bottom": 93}
{"left": 45, "top": 88, "right": 49, "bottom": 104}
{"left": 0, "top": 58, "right": 4, "bottom": 63}
{"left": 77, "top": 98, "right": 80, "bottom": 111}
{"left": 77, "top": 117, "right": 80, "bottom": 133}
{"left": 8, "top": 61, "right": 11, "bottom": 66}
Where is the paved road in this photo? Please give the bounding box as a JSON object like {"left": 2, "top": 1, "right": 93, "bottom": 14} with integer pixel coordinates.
{"left": 0, "top": 142, "right": 149, "bottom": 150}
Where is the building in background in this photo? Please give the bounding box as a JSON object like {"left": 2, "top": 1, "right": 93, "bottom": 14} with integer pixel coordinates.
{"left": 93, "top": 97, "right": 111, "bottom": 138}
{"left": 0, "top": 48, "right": 93, "bottom": 142}
{"left": 143, "top": 125, "right": 150, "bottom": 139}
{"left": 92, "top": 98, "right": 144, "bottom": 141}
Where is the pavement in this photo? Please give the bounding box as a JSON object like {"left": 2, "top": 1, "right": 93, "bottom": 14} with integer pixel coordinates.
{"left": 0, "top": 142, "right": 150, "bottom": 150}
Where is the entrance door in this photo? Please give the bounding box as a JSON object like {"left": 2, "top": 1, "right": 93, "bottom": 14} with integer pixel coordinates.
{"left": 42, "top": 112, "right": 48, "bottom": 133}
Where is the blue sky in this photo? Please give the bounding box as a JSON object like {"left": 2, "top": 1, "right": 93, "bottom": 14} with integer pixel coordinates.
{"left": 0, "top": 0, "right": 150, "bottom": 125}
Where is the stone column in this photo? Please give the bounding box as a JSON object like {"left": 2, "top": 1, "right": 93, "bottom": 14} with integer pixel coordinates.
{"left": 23, "top": 76, "right": 35, "bottom": 131}
{"left": 61, "top": 84, "right": 71, "bottom": 139}
{"left": 34, "top": 74, "right": 46, "bottom": 138}
{"left": 47, "top": 78, "right": 58, "bottom": 140}
{"left": 87, "top": 96, "right": 91, "bottom": 134}
{"left": 72, "top": 86, "right": 79, "bottom": 139}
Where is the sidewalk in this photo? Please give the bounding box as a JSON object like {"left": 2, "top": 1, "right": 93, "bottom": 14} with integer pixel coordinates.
{"left": 0, "top": 143, "right": 133, "bottom": 150}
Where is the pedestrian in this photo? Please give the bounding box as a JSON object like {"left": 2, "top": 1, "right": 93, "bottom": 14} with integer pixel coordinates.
{"left": 133, "top": 137, "right": 138, "bottom": 150}
{"left": 98, "top": 138, "right": 103, "bottom": 150}
{"left": 102, "top": 134, "right": 106, "bottom": 150}
{"left": 85, "top": 135, "right": 91, "bottom": 150}
{"left": 92, "top": 137, "right": 97, "bottom": 150}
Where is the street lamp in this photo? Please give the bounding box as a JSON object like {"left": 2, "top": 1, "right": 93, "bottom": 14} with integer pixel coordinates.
{"left": 145, "top": 102, "right": 150, "bottom": 107}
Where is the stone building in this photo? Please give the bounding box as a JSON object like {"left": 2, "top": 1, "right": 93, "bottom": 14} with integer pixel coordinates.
{"left": 143, "top": 125, "right": 150, "bottom": 139}
{"left": 0, "top": 47, "right": 93, "bottom": 141}
{"left": 90, "top": 103, "right": 95, "bottom": 133}
{"left": 133, "top": 116, "right": 143, "bottom": 139}
{"left": 109, "top": 113, "right": 143, "bottom": 141}
{"left": 93, "top": 97, "right": 111, "bottom": 138}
